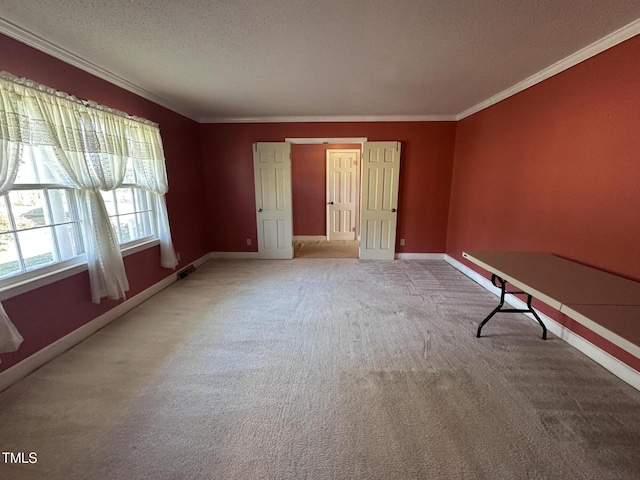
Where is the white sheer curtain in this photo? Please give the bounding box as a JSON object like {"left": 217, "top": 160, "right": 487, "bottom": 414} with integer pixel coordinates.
{"left": 128, "top": 122, "right": 178, "bottom": 269}
{"left": 0, "top": 71, "right": 177, "bottom": 309}
{"left": 0, "top": 80, "right": 24, "bottom": 358}
{"left": 26, "top": 93, "right": 130, "bottom": 302}
{"left": 0, "top": 83, "right": 23, "bottom": 191}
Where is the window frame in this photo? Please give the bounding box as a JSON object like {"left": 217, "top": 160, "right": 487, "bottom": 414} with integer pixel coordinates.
{"left": 0, "top": 178, "right": 160, "bottom": 301}
{"left": 0, "top": 185, "right": 85, "bottom": 280}
{"left": 100, "top": 184, "right": 157, "bottom": 249}
{"left": 0, "top": 237, "right": 160, "bottom": 302}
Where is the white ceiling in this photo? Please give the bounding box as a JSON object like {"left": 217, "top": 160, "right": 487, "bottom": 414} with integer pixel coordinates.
{"left": 1, "top": 1, "right": 640, "bottom": 122}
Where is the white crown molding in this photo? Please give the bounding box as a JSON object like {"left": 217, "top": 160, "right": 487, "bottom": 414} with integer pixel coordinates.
{"left": 3, "top": 15, "right": 640, "bottom": 125}
{"left": 457, "top": 17, "right": 640, "bottom": 120}
{"left": 200, "top": 115, "right": 456, "bottom": 124}
{"left": 0, "top": 18, "right": 197, "bottom": 122}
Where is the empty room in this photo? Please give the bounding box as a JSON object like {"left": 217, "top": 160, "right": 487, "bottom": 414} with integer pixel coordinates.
{"left": 1, "top": 1, "right": 640, "bottom": 479}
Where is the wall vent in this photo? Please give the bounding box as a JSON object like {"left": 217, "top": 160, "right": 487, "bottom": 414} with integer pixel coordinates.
{"left": 177, "top": 264, "right": 196, "bottom": 280}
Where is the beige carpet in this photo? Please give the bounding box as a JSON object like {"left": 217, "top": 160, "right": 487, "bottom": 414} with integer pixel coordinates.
{"left": 294, "top": 240, "right": 358, "bottom": 258}
{"left": 2, "top": 259, "right": 640, "bottom": 479}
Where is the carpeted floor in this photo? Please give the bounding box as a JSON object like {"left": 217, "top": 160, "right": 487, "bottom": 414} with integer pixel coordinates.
{"left": 2, "top": 259, "right": 640, "bottom": 479}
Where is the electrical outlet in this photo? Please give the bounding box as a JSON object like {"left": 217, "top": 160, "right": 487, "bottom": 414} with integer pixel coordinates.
{"left": 176, "top": 252, "right": 181, "bottom": 261}
{"left": 400, "top": 239, "right": 405, "bottom": 246}
{"left": 247, "top": 238, "right": 252, "bottom": 245}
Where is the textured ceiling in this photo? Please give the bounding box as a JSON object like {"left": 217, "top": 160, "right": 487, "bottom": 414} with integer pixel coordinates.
{"left": 1, "top": 0, "right": 640, "bottom": 122}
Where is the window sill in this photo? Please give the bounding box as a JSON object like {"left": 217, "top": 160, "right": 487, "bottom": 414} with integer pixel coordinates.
{"left": 122, "top": 238, "right": 160, "bottom": 257}
{"left": 0, "top": 239, "right": 160, "bottom": 302}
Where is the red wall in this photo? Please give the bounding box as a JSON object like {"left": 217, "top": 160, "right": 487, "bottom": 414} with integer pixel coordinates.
{"left": 447, "top": 34, "right": 640, "bottom": 282}
{"left": 291, "top": 144, "right": 361, "bottom": 236}
{"left": 8, "top": 25, "right": 638, "bottom": 376}
{"left": 446, "top": 35, "right": 640, "bottom": 368}
{"left": 200, "top": 122, "right": 457, "bottom": 252}
{"left": 0, "top": 33, "right": 209, "bottom": 371}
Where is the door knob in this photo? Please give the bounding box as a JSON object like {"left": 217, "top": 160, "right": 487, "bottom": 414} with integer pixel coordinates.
{"left": 327, "top": 202, "right": 334, "bottom": 205}
{"left": 391, "top": 208, "right": 397, "bottom": 212}
{"left": 258, "top": 208, "right": 263, "bottom": 212}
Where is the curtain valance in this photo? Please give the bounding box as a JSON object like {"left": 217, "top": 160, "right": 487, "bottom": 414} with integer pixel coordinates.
{"left": 0, "top": 71, "right": 178, "bottom": 359}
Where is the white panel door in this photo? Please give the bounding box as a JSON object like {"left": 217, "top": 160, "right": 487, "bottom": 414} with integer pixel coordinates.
{"left": 326, "top": 149, "right": 360, "bottom": 241}
{"left": 359, "top": 142, "right": 401, "bottom": 260}
{"left": 253, "top": 142, "right": 293, "bottom": 259}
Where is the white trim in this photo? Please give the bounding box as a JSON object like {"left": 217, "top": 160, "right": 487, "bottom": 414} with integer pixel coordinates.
{"left": 0, "top": 239, "right": 161, "bottom": 302}
{"left": 444, "top": 254, "right": 640, "bottom": 391}
{"left": 204, "top": 116, "right": 455, "bottom": 124}
{"left": 461, "top": 251, "right": 563, "bottom": 311}
{"left": 285, "top": 137, "right": 367, "bottom": 145}
{"left": 3, "top": 15, "right": 639, "bottom": 126}
{"left": 0, "top": 18, "right": 196, "bottom": 122}
{"left": 396, "top": 253, "right": 445, "bottom": 260}
{"left": 460, "top": 252, "right": 640, "bottom": 360}
{"left": 0, "top": 253, "right": 198, "bottom": 394}
{"left": 189, "top": 253, "right": 213, "bottom": 269}
{"left": 0, "top": 260, "right": 85, "bottom": 302}
{"left": 208, "top": 252, "right": 260, "bottom": 259}
{"left": 457, "top": 18, "right": 640, "bottom": 120}
{"left": 293, "top": 236, "right": 327, "bottom": 241}
{"left": 0, "top": 252, "right": 211, "bottom": 392}
{"left": 122, "top": 238, "right": 160, "bottom": 257}
{"left": 560, "top": 304, "right": 640, "bottom": 361}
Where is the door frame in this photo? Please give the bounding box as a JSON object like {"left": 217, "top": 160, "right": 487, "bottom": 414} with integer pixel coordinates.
{"left": 286, "top": 138, "right": 367, "bottom": 247}
{"left": 285, "top": 137, "right": 401, "bottom": 259}
{"left": 285, "top": 138, "right": 368, "bottom": 145}
{"left": 326, "top": 149, "right": 361, "bottom": 241}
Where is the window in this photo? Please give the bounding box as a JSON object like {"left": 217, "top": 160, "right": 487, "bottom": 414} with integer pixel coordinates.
{"left": 0, "top": 187, "right": 84, "bottom": 281}
{"left": 101, "top": 186, "right": 156, "bottom": 246}
{"left": 0, "top": 147, "right": 86, "bottom": 282}
{"left": 0, "top": 145, "right": 156, "bottom": 285}
{"left": 100, "top": 161, "right": 156, "bottom": 246}
{"left": 1, "top": 71, "right": 176, "bottom": 304}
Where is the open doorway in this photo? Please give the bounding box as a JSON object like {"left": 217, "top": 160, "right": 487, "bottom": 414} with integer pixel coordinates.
{"left": 293, "top": 239, "right": 359, "bottom": 258}
{"left": 255, "top": 137, "right": 401, "bottom": 260}
{"left": 288, "top": 138, "right": 364, "bottom": 259}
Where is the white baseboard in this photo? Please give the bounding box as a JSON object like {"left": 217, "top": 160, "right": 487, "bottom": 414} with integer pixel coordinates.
{"left": 9, "top": 251, "right": 637, "bottom": 394}
{"left": 0, "top": 252, "right": 211, "bottom": 393}
{"left": 396, "top": 253, "right": 445, "bottom": 260}
{"left": 293, "top": 236, "right": 327, "bottom": 241}
{"left": 209, "top": 251, "right": 446, "bottom": 261}
{"left": 444, "top": 254, "right": 640, "bottom": 392}
{"left": 205, "top": 251, "right": 447, "bottom": 260}
{"left": 208, "top": 251, "right": 260, "bottom": 259}
{"left": 191, "top": 254, "right": 213, "bottom": 268}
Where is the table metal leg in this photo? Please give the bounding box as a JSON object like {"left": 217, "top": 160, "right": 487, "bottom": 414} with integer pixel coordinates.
{"left": 476, "top": 274, "right": 547, "bottom": 339}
